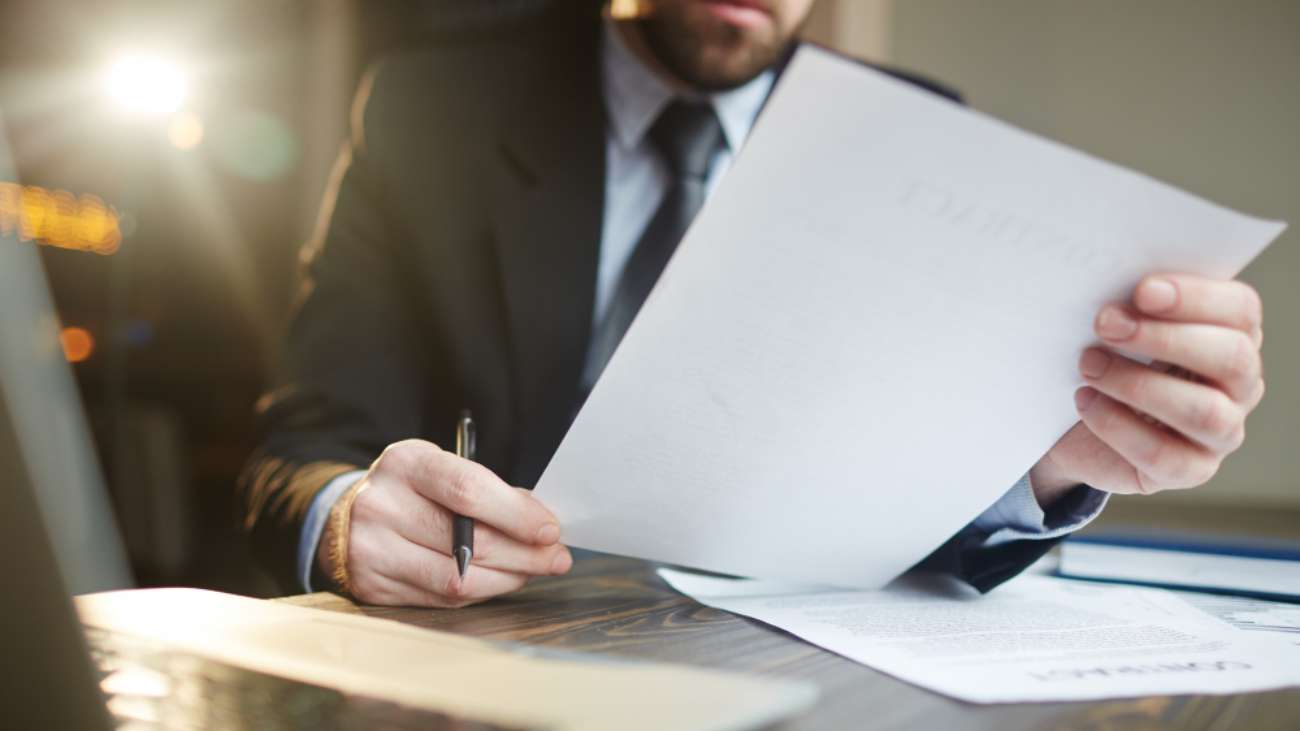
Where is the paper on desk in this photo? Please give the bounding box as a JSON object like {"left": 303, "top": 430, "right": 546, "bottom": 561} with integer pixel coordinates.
{"left": 1173, "top": 592, "right": 1300, "bottom": 637}
{"left": 660, "top": 569, "right": 1300, "bottom": 704}
{"left": 533, "top": 46, "right": 1287, "bottom": 588}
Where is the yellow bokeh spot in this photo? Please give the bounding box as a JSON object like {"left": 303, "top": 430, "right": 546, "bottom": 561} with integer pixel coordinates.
{"left": 60, "top": 326, "right": 95, "bottom": 363}
{"left": 0, "top": 181, "right": 122, "bottom": 254}
{"left": 607, "top": 0, "right": 648, "bottom": 20}
{"left": 169, "top": 112, "right": 204, "bottom": 151}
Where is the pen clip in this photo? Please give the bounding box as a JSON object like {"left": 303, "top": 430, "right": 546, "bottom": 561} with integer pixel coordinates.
{"left": 457, "top": 410, "right": 476, "bottom": 462}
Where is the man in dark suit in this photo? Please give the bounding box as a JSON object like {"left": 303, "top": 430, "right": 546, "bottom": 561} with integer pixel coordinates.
{"left": 241, "top": 0, "right": 1266, "bottom": 606}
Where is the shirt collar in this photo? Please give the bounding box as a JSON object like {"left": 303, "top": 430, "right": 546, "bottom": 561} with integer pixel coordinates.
{"left": 601, "top": 18, "right": 776, "bottom": 154}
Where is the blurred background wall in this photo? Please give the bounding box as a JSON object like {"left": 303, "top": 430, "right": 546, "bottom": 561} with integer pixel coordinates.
{"left": 1, "top": 0, "right": 1294, "bottom": 597}
{"left": 0, "top": 0, "right": 581, "bottom": 596}
{"left": 808, "top": 0, "right": 1300, "bottom": 509}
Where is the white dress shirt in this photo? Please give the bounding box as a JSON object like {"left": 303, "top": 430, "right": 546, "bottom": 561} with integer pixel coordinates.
{"left": 582, "top": 21, "right": 775, "bottom": 387}
{"left": 295, "top": 19, "right": 1107, "bottom": 593}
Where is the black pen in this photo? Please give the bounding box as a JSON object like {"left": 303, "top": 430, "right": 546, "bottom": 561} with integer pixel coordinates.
{"left": 453, "top": 410, "right": 476, "bottom": 580}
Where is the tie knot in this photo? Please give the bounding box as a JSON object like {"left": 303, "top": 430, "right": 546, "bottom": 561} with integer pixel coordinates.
{"left": 648, "top": 100, "right": 726, "bottom": 181}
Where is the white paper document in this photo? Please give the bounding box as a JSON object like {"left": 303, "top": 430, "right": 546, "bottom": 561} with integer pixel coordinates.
{"left": 660, "top": 569, "right": 1300, "bottom": 704}
{"left": 533, "top": 46, "right": 1287, "bottom": 588}
{"left": 1174, "top": 592, "right": 1300, "bottom": 637}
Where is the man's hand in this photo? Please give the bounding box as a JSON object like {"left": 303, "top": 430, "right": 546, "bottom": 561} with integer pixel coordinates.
{"left": 1031, "top": 273, "right": 1265, "bottom": 505}
{"left": 318, "top": 439, "right": 572, "bottom": 607}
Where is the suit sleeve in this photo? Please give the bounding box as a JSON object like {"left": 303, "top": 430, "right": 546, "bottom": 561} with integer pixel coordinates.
{"left": 909, "top": 479, "right": 1107, "bottom": 592}
{"left": 238, "top": 64, "right": 433, "bottom": 593}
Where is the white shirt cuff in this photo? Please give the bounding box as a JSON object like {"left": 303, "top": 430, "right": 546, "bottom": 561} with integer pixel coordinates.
{"left": 297, "top": 469, "right": 367, "bottom": 593}
{"left": 971, "top": 473, "right": 1109, "bottom": 548}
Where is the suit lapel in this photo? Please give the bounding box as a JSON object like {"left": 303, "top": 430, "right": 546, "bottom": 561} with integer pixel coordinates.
{"left": 492, "top": 20, "right": 606, "bottom": 481}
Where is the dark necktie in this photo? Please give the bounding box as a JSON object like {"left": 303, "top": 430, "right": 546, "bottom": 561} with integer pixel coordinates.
{"left": 587, "top": 100, "right": 726, "bottom": 383}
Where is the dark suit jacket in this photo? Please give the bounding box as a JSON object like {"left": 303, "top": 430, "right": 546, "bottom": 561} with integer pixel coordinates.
{"left": 240, "top": 6, "right": 1065, "bottom": 594}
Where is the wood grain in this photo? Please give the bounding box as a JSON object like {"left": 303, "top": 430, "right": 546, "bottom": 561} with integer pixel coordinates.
{"left": 279, "top": 505, "right": 1300, "bottom": 731}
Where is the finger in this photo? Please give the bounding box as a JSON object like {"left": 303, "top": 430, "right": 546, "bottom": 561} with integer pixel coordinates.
{"left": 1039, "top": 421, "right": 1144, "bottom": 495}
{"left": 1132, "top": 274, "right": 1263, "bottom": 344}
{"left": 1079, "top": 348, "right": 1246, "bottom": 454}
{"left": 374, "top": 440, "right": 562, "bottom": 545}
{"left": 381, "top": 486, "right": 572, "bottom": 575}
{"left": 467, "top": 524, "right": 573, "bottom": 575}
{"left": 1074, "top": 387, "right": 1217, "bottom": 493}
{"left": 350, "top": 526, "right": 532, "bottom": 606}
{"left": 1094, "top": 308, "right": 1261, "bottom": 402}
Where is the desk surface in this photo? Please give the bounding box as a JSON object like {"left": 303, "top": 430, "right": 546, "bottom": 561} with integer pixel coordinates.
{"left": 280, "top": 501, "right": 1300, "bottom": 731}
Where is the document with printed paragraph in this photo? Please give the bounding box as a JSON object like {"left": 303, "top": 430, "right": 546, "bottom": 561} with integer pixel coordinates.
{"left": 660, "top": 570, "right": 1300, "bottom": 704}
{"left": 533, "top": 46, "right": 1287, "bottom": 588}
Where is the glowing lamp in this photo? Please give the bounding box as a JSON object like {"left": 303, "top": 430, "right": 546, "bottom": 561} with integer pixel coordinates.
{"left": 109, "top": 57, "right": 187, "bottom": 114}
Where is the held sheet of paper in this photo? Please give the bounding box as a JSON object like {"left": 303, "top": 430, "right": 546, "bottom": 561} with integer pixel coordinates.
{"left": 659, "top": 570, "right": 1300, "bottom": 703}
{"left": 532, "top": 46, "right": 1288, "bottom": 588}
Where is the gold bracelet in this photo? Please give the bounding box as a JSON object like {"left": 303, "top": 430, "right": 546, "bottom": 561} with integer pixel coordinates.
{"left": 325, "top": 479, "right": 370, "bottom": 598}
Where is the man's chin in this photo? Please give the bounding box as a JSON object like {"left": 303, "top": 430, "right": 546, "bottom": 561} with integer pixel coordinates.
{"left": 638, "top": 16, "right": 788, "bottom": 91}
{"left": 687, "top": 47, "right": 773, "bottom": 89}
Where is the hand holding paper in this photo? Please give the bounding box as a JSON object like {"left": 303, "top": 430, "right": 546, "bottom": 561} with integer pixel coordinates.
{"left": 533, "top": 47, "right": 1286, "bottom": 589}
{"left": 1032, "top": 273, "right": 1266, "bottom": 503}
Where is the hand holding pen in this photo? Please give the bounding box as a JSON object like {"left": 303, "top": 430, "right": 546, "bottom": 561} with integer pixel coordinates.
{"left": 319, "top": 412, "right": 572, "bottom": 607}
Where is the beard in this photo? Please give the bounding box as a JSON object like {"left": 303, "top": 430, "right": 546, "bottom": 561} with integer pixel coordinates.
{"left": 635, "top": 2, "right": 801, "bottom": 92}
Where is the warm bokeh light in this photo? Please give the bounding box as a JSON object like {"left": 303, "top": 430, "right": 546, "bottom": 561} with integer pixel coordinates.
{"left": 0, "top": 182, "right": 122, "bottom": 254}
{"left": 110, "top": 57, "right": 187, "bottom": 114}
{"left": 60, "top": 327, "right": 95, "bottom": 363}
{"left": 608, "top": 0, "right": 647, "bottom": 19}
{"left": 169, "top": 112, "right": 204, "bottom": 151}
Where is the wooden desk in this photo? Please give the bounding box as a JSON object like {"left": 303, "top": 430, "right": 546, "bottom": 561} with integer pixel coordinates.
{"left": 282, "top": 508, "right": 1300, "bottom": 731}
